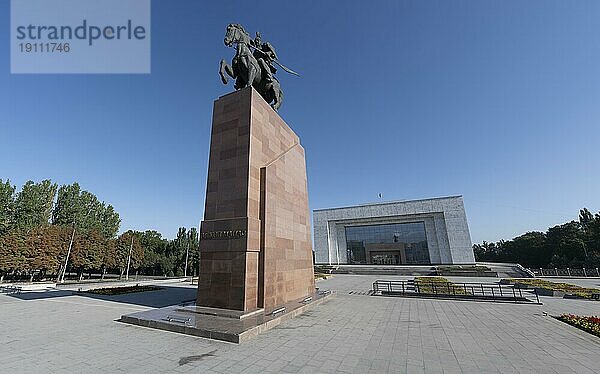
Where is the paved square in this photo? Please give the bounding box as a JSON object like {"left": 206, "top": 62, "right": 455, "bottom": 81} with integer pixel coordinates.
{"left": 1, "top": 275, "right": 599, "bottom": 373}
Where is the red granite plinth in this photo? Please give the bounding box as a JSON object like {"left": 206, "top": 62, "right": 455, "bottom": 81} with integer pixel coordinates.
{"left": 197, "top": 87, "right": 315, "bottom": 313}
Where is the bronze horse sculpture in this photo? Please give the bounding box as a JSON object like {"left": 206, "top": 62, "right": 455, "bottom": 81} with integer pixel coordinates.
{"left": 219, "top": 24, "right": 298, "bottom": 111}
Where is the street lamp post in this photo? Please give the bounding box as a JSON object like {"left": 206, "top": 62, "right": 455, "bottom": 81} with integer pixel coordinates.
{"left": 58, "top": 222, "right": 77, "bottom": 283}
{"left": 58, "top": 207, "right": 93, "bottom": 283}
{"left": 184, "top": 240, "right": 190, "bottom": 278}
{"left": 125, "top": 234, "right": 133, "bottom": 281}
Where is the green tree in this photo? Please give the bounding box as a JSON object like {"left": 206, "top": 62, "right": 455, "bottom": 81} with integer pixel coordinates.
{"left": 474, "top": 208, "right": 600, "bottom": 269}
{"left": 502, "top": 232, "right": 548, "bottom": 268}
{"left": 579, "top": 208, "right": 600, "bottom": 267}
{"left": 98, "top": 203, "right": 120, "bottom": 239}
{"left": 138, "top": 230, "right": 168, "bottom": 276}
{"left": 52, "top": 183, "right": 121, "bottom": 239}
{"left": 157, "top": 227, "right": 201, "bottom": 277}
{"left": 473, "top": 240, "right": 504, "bottom": 263}
{"left": 116, "top": 231, "right": 143, "bottom": 278}
{"left": 0, "top": 179, "right": 16, "bottom": 234}
{"left": 52, "top": 183, "right": 121, "bottom": 279}
{"left": 13, "top": 180, "right": 57, "bottom": 231}
{"left": 51, "top": 183, "right": 82, "bottom": 227}
{"left": 546, "top": 221, "right": 587, "bottom": 268}
{"left": 188, "top": 227, "right": 200, "bottom": 276}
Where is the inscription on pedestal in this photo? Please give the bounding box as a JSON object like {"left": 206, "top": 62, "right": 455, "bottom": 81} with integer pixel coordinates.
{"left": 200, "top": 230, "right": 247, "bottom": 240}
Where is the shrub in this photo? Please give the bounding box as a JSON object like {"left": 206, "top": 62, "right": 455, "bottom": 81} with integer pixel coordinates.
{"left": 504, "top": 279, "right": 599, "bottom": 299}
{"left": 414, "top": 277, "right": 470, "bottom": 295}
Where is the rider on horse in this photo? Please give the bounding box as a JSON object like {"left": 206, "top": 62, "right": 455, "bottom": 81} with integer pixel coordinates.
{"left": 220, "top": 24, "right": 297, "bottom": 110}
{"left": 252, "top": 32, "right": 279, "bottom": 87}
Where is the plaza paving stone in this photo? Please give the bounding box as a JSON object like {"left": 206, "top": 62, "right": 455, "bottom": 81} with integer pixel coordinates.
{"left": 1, "top": 275, "right": 599, "bottom": 373}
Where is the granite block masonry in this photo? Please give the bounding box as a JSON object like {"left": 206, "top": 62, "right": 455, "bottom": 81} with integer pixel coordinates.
{"left": 197, "top": 86, "right": 315, "bottom": 313}
{"left": 119, "top": 87, "right": 323, "bottom": 342}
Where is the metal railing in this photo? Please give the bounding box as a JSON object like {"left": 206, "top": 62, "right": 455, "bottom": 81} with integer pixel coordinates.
{"left": 528, "top": 268, "right": 600, "bottom": 278}
{"left": 372, "top": 280, "right": 540, "bottom": 304}
{"left": 516, "top": 264, "right": 536, "bottom": 278}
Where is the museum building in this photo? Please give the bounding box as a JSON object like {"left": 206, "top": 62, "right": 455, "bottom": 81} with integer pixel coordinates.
{"left": 313, "top": 196, "right": 475, "bottom": 265}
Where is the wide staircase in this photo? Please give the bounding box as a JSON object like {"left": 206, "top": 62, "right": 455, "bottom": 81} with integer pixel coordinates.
{"left": 476, "top": 262, "right": 534, "bottom": 278}
{"left": 320, "top": 265, "right": 438, "bottom": 276}
{"left": 316, "top": 262, "right": 533, "bottom": 278}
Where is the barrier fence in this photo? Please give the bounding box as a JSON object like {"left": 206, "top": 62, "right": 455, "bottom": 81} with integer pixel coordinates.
{"left": 372, "top": 280, "right": 540, "bottom": 304}
{"left": 528, "top": 268, "right": 600, "bottom": 277}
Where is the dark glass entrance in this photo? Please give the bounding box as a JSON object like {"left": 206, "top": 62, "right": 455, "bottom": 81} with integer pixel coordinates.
{"left": 345, "top": 222, "right": 430, "bottom": 265}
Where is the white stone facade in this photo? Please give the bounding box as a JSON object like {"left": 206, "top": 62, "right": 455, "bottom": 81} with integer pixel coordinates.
{"left": 313, "top": 196, "right": 475, "bottom": 265}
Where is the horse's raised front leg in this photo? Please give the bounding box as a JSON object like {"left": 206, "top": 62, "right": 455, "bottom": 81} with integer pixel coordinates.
{"left": 219, "top": 59, "right": 235, "bottom": 85}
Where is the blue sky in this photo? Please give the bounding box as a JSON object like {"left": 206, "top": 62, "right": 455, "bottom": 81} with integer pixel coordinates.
{"left": 1, "top": 0, "right": 599, "bottom": 243}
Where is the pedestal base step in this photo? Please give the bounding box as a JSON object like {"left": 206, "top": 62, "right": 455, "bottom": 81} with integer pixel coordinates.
{"left": 176, "top": 305, "right": 264, "bottom": 320}
{"left": 119, "top": 291, "right": 333, "bottom": 343}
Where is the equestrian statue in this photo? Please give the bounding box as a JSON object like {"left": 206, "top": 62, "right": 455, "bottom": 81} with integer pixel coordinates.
{"left": 219, "top": 24, "right": 299, "bottom": 111}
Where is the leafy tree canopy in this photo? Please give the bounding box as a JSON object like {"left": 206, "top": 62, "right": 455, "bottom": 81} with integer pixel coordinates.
{"left": 52, "top": 183, "right": 120, "bottom": 239}
{"left": 13, "top": 180, "right": 57, "bottom": 231}
{"left": 0, "top": 179, "right": 16, "bottom": 234}
{"left": 475, "top": 208, "right": 600, "bottom": 268}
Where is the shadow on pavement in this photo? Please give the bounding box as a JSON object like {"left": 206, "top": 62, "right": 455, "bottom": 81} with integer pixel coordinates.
{"left": 6, "top": 285, "right": 197, "bottom": 308}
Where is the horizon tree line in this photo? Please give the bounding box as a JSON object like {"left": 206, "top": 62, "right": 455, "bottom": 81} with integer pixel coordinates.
{"left": 4, "top": 178, "right": 599, "bottom": 282}
{"left": 0, "top": 179, "right": 200, "bottom": 282}
{"left": 474, "top": 208, "right": 600, "bottom": 269}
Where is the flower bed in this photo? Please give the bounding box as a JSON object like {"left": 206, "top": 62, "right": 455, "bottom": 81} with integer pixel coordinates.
{"left": 556, "top": 314, "right": 600, "bottom": 338}
{"left": 85, "top": 285, "right": 161, "bottom": 295}
{"left": 503, "top": 279, "right": 599, "bottom": 299}
{"left": 414, "top": 277, "right": 470, "bottom": 295}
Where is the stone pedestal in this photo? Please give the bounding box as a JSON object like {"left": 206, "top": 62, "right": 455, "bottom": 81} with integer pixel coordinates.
{"left": 196, "top": 87, "right": 315, "bottom": 313}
